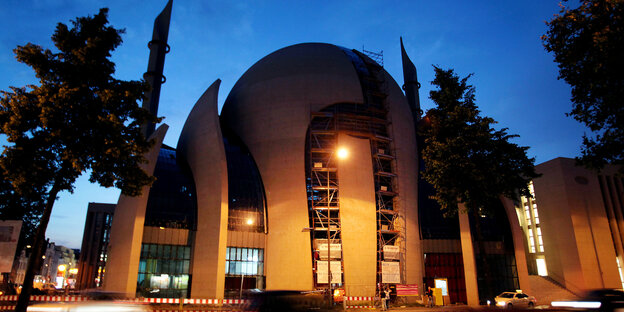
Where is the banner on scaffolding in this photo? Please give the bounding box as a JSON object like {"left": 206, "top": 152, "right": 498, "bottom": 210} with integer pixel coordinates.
{"left": 381, "top": 261, "right": 400, "bottom": 283}
{"left": 317, "top": 243, "right": 342, "bottom": 260}
{"left": 316, "top": 260, "right": 342, "bottom": 284}
{"left": 383, "top": 245, "right": 400, "bottom": 260}
{"left": 396, "top": 284, "right": 419, "bottom": 296}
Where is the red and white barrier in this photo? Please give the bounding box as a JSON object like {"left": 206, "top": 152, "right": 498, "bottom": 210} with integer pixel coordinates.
{"left": 0, "top": 295, "right": 248, "bottom": 305}
{"left": 0, "top": 295, "right": 88, "bottom": 302}
{"left": 343, "top": 296, "right": 375, "bottom": 309}
{"left": 344, "top": 296, "right": 373, "bottom": 301}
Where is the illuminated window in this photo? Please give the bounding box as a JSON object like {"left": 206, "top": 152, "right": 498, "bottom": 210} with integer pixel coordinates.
{"left": 617, "top": 258, "right": 624, "bottom": 290}
{"left": 528, "top": 231, "right": 536, "bottom": 253}
{"left": 536, "top": 258, "right": 548, "bottom": 276}
{"left": 225, "top": 247, "right": 264, "bottom": 276}
{"left": 536, "top": 228, "right": 544, "bottom": 252}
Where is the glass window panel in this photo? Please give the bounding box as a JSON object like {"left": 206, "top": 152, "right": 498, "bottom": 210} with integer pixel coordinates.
{"left": 242, "top": 248, "right": 248, "bottom": 261}
{"left": 139, "top": 260, "right": 146, "bottom": 273}
{"left": 226, "top": 248, "right": 231, "bottom": 260}
{"left": 150, "top": 244, "right": 157, "bottom": 257}
{"left": 253, "top": 249, "right": 258, "bottom": 261}
{"left": 163, "top": 245, "right": 171, "bottom": 259}
{"left": 184, "top": 247, "right": 191, "bottom": 259}
{"left": 225, "top": 261, "right": 229, "bottom": 274}
{"left": 259, "top": 249, "right": 264, "bottom": 261}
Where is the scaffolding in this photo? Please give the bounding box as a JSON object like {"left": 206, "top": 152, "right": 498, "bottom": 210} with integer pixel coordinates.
{"left": 305, "top": 49, "right": 402, "bottom": 293}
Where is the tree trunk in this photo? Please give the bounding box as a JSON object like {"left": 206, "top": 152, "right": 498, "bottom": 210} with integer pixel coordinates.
{"left": 15, "top": 185, "right": 61, "bottom": 312}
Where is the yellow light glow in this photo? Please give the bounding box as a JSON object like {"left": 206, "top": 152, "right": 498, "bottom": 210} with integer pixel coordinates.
{"left": 336, "top": 147, "right": 348, "bottom": 159}
{"left": 159, "top": 226, "right": 165, "bottom": 230}
{"left": 69, "top": 268, "right": 78, "bottom": 274}
{"left": 246, "top": 218, "right": 254, "bottom": 225}
{"left": 57, "top": 264, "right": 67, "bottom": 272}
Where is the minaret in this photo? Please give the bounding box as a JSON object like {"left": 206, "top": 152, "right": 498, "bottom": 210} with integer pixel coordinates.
{"left": 400, "top": 37, "right": 421, "bottom": 124}
{"left": 143, "top": 0, "right": 173, "bottom": 137}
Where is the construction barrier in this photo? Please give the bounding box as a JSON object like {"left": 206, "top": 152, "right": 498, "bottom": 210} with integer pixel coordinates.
{"left": 0, "top": 295, "right": 247, "bottom": 305}
{"left": 343, "top": 296, "right": 375, "bottom": 309}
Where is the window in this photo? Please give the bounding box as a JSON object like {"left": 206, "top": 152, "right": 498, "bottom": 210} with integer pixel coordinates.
{"left": 528, "top": 231, "right": 536, "bottom": 253}
{"left": 225, "top": 247, "right": 264, "bottom": 276}
{"left": 137, "top": 243, "right": 192, "bottom": 298}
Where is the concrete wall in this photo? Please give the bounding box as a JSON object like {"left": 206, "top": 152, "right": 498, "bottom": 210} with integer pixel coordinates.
{"left": 104, "top": 124, "right": 168, "bottom": 297}
{"left": 177, "top": 80, "right": 229, "bottom": 299}
{"left": 535, "top": 158, "right": 621, "bottom": 292}
{"left": 221, "top": 43, "right": 364, "bottom": 291}
{"left": 458, "top": 207, "right": 479, "bottom": 306}
{"left": 338, "top": 133, "right": 377, "bottom": 297}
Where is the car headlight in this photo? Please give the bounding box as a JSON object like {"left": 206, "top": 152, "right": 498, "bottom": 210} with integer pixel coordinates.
{"left": 496, "top": 301, "right": 506, "bottom": 306}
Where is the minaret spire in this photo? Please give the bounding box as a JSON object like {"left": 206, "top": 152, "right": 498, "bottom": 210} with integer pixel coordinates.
{"left": 400, "top": 37, "right": 422, "bottom": 124}
{"left": 143, "top": 0, "right": 173, "bottom": 137}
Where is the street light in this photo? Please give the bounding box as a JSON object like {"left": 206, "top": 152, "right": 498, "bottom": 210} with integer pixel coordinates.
{"left": 326, "top": 146, "right": 348, "bottom": 306}
{"left": 240, "top": 217, "right": 255, "bottom": 300}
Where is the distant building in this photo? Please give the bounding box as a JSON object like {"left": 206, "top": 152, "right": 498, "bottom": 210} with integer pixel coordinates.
{"left": 37, "top": 241, "right": 77, "bottom": 288}
{"left": 76, "top": 203, "right": 115, "bottom": 289}
{"left": 0, "top": 220, "right": 21, "bottom": 283}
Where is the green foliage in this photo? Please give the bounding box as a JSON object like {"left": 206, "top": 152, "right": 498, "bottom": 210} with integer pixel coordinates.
{"left": 420, "top": 67, "right": 540, "bottom": 215}
{"left": 542, "top": 0, "right": 624, "bottom": 173}
{"left": 0, "top": 8, "right": 158, "bottom": 231}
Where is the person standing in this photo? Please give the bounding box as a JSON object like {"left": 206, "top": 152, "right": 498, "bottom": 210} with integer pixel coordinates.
{"left": 384, "top": 287, "right": 391, "bottom": 310}
{"left": 381, "top": 287, "right": 388, "bottom": 311}
{"left": 427, "top": 287, "right": 434, "bottom": 308}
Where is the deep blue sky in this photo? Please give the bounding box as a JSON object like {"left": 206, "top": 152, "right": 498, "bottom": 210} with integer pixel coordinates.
{"left": 0, "top": 0, "right": 586, "bottom": 248}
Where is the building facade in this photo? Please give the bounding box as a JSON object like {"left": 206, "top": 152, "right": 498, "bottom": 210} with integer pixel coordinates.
{"left": 517, "top": 158, "right": 624, "bottom": 295}
{"left": 99, "top": 39, "right": 541, "bottom": 305}
{"left": 76, "top": 202, "right": 115, "bottom": 290}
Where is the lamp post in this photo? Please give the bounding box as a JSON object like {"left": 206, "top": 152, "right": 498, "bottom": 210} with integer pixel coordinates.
{"left": 326, "top": 147, "right": 348, "bottom": 306}
{"left": 240, "top": 217, "right": 255, "bottom": 300}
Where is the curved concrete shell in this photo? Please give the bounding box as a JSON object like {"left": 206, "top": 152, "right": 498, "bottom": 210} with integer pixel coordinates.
{"left": 104, "top": 124, "right": 169, "bottom": 297}
{"left": 177, "top": 80, "right": 229, "bottom": 299}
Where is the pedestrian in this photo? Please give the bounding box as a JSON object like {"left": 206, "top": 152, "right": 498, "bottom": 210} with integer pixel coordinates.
{"left": 380, "top": 287, "right": 388, "bottom": 311}
{"left": 384, "top": 287, "right": 391, "bottom": 310}
{"left": 427, "top": 287, "right": 434, "bottom": 308}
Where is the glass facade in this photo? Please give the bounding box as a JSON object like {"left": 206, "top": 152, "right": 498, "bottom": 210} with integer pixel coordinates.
{"left": 137, "top": 243, "right": 192, "bottom": 298}
{"left": 145, "top": 145, "right": 197, "bottom": 230}
{"left": 222, "top": 125, "right": 267, "bottom": 233}
{"left": 470, "top": 200, "right": 519, "bottom": 303}
{"left": 140, "top": 146, "right": 197, "bottom": 297}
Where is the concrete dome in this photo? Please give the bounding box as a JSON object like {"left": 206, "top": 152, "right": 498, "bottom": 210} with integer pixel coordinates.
{"left": 221, "top": 43, "right": 364, "bottom": 124}
{"left": 218, "top": 43, "right": 418, "bottom": 291}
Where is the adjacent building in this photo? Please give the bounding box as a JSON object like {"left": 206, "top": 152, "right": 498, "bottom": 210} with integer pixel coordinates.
{"left": 517, "top": 158, "right": 624, "bottom": 296}
{"left": 76, "top": 202, "right": 115, "bottom": 290}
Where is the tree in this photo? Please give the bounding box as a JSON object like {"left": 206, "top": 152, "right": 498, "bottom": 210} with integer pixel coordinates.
{"left": 0, "top": 9, "right": 159, "bottom": 312}
{"left": 419, "top": 67, "right": 540, "bottom": 301}
{"left": 420, "top": 67, "right": 540, "bottom": 215}
{"left": 542, "top": 0, "right": 624, "bottom": 173}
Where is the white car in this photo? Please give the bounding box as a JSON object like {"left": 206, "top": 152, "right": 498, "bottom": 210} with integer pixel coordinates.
{"left": 495, "top": 291, "right": 537, "bottom": 309}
